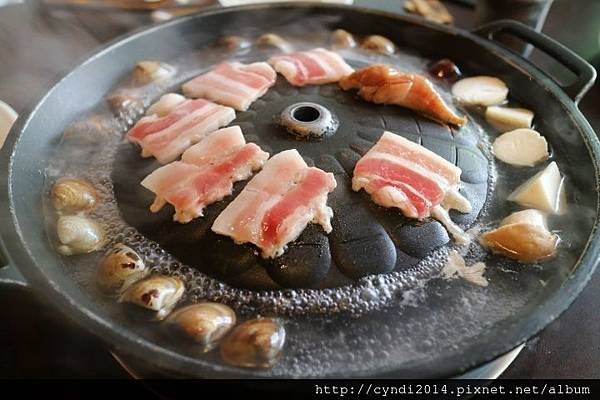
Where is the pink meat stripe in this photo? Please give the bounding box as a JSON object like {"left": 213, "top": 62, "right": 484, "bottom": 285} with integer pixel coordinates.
{"left": 211, "top": 149, "right": 337, "bottom": 258}
{"left": 352, "top": 131, "right": 462, "bottom": 219}
{"left": 182, "top": 62, "right": 276, "bottom": 111}
{"left": 269, "top": 48, "right": 354, "bottom": 87}
{"left": 126, "top": 99, "right": 209, "bottom": 143}
{"left": 140, "top": 126, "right": 269, "bottom": 223}
{"left": 126, "top": 98, "right": 235, "bottom": 164}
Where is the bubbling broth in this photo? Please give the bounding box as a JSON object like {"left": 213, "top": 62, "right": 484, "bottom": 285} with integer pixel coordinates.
{"left": 45, "top": 26, "right": 542, "bottom": 321}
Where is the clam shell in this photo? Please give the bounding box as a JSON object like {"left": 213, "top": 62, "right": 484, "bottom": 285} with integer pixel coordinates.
{"left": 256, "top": 33, "right": 292, "bottom": 53}
{"left": 119, "top": 275, "right": 185, "bottom": 320}
{"left": 331, "top": 29, "right": 356, "bottom": 49}
{"left": 361, "top": 35, "right": 396, "bottom": 55}
{"left": 166, "top": 303, "right": 236, "bottom": 351}
{"left": 97, "top": 244, "right": 148, "bottom": 294}
{"left": 220, "top": 318, "right": 285, "bottom": 368}
{"left": 51, "top": 178, "right": 98, "bottom": 213}
{"left": 132, "top": 61, "right": 175, "bottom": 85}
{"left": 56, "top": 215, "right": 105, "bottom": 256}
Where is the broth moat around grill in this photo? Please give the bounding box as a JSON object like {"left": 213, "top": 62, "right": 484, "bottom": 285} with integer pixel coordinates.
{"left": 113, "top": 79, "right": 489, "bottom": 290}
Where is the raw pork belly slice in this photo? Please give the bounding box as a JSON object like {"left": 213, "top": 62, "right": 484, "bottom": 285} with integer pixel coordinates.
{"left": 212, "top": 149, "right": 337, "bottom": 258}
{"left": 268, "top": 48, "right": 354, "bottom": 87}
{"left": 353, "top": 131, "right": 463, "bottom": 220}
{"left": 141, "top": 126, "right": 269, "bottom": 223}
{"left": 340, "top": 64, "right": 466, "bottom": 126}
{"left": 126, "top": 98, "right": 235, "bottom": 164}
{"left": 182, "top": 62, "right": 276, "bottom": 111}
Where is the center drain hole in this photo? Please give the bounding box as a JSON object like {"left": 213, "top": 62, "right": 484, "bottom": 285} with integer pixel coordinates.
{"left": 292, "top": 106, "right": 321, "bottom": 123}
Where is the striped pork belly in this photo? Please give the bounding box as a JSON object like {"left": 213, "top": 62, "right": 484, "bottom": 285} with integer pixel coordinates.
{"left": 211, "top": 149, "right": 337, "bottom": 258}
{"left": 126, "top": 98, "right": 235, "bottom": 164}
{"left": 182, "top": 62, "right": 276, "bottom": 111}
{"left": 268, "top": 48, "right": 354, "bottom": 87}
{"left": 140, "top": 126, "right": 269, "bottom": 223}
{"left": 352, "top": 131, "right": 463, "bottom": 220}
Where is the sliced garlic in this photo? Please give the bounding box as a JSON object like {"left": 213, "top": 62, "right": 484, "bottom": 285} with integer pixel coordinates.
{"left": 508, "top": 161, "right": 565, "bottom": 214}
{"left": 452, "top": 76, "right": 508, "bottom": 106}
{"left": 485, "top": 105, "right": 534, "bottom": 131}
{"left": 480, "top": 209, "right": 559, "bottom": 263}
{"left": 492, "top": 128, "right": 549, "bottom": 167}
{"left": 146, "top": 93, "right": 186, "bottom": 117}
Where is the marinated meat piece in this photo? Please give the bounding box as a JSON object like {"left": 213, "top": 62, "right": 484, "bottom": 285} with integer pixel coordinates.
{"left": 340, "top": 64, "right": 466, "bottom": 126}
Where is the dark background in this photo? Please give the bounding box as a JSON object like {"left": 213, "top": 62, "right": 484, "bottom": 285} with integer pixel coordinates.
{"left": 0, "top": 0, "right": 598, "bottom": 379}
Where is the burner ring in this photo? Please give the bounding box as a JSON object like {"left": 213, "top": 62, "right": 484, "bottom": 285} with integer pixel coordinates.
{"left": 278, "top": 101, "right": 339, "bottom": 139}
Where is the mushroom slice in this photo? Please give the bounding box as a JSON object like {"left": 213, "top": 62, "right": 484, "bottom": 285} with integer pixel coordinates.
{"left": 508, "top": 161, "right": 566, "bottom": 214}
{"left": 119, "top": 275, "right": 185, "bottom": 320}
{"left": 451, "top": 76, "right": 508, "bottom": 106}
{"left": 492, "top": 129, "right": 549, "bottom": 167}
{"left": 480, "top": 209, "right": 559, "bottom": 263}
{"left": 485, "top": 105, "right": 534, "bottom": 131}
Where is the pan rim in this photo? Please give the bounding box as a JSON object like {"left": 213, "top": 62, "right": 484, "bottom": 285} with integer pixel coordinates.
{"left": 1, "top": 2, "right": 599, "bottom": 378}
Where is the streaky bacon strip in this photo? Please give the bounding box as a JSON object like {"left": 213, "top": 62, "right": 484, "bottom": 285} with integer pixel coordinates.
{"left": 261, "top": 168, "right": 333, "bottom": 247}
{"left": 141, "top": 126, "right": 268, "bottom": 223}
{"left": 211, "top": 149, "right": 337, "bottom": 258}
{"left": 353, "top": 131, "right": 461, "bottom": 219}
{"left": 127, "top": 97, "right": 235, "bottom": 164}
{"left": 182, "top": 62, "right": 276, "bottom": 111}
{"left": 126, "top": 99, "right": 209, "bottom": 143}
{"left": 354, "top": 158, "right": 446, "bottom": 206}
{"left": 376, "top": 133, "right": 461, "bottom": 186}
{"left": 268, "top": 48, "right": 354, "bottom": 87}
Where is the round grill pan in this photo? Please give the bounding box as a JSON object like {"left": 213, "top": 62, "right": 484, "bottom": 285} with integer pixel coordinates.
{"left": 0, "top": 3, "right": 598, "bottom": 378}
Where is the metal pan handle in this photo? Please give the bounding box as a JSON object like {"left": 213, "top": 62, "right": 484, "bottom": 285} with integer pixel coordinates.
{"left": 0, "top": 100, "right": 27, "bottom": 287}
{"left": 474, "top": 20, "right": 596, "bottom": 104}
{"left": 0, "top": 239, "right": 28, "bottom": 287}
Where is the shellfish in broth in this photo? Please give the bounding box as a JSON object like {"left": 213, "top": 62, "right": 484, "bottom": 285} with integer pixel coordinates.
{"left": 166, "top": 303, "right": 236, "bottom": 352}
{"left": 119, "top": 275, "right": 185, "bottom": 320}
{"left": 97, "top": 244, "right": 149, "bottom": 295}
{"left": 220, "top": 318, "right": 286, "bottom": 369}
